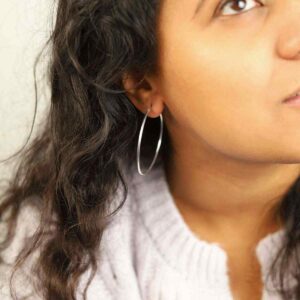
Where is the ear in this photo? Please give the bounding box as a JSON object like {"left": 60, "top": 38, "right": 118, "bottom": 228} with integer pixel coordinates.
{"left": 122, "top": 72, "right": 164, "bottom": 118}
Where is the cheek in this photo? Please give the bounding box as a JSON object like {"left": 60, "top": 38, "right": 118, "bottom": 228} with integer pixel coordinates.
{"left": 160, "top": 39, "right": 300, "bottom": 162}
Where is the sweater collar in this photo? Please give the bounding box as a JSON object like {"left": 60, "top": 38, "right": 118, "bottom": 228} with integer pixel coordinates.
{"left": 131, "top": 163, "right": 287, "bottom": 289}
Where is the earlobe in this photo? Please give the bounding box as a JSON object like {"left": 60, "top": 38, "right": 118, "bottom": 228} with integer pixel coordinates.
{"left": 147, "top": 99, "right": 165, "bottom": 119}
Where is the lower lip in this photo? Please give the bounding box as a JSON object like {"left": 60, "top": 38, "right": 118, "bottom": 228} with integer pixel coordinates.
{"left": 283, "top": 95, "right": 300, "bottom": 106}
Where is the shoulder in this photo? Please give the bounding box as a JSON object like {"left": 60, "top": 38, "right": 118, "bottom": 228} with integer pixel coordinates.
{"left": 99, "top": 164, "right": 164, "bottom": 254}
{"left": 79, "top": 168, "right": 148, "bottom": 299}
{"left": 0, "top": 197, "right": 42, "bottom": 299}
{"left": 0, "top": 166, "right": 155, "bottom": 300}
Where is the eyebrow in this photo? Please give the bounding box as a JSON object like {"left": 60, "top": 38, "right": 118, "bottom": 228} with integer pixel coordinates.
{"left": 192, "top": 0, "right": 206, "bottom": 19}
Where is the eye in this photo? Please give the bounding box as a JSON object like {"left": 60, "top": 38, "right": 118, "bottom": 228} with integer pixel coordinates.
{"left": 215, "top": 0, "right": 262, "bottom": 17}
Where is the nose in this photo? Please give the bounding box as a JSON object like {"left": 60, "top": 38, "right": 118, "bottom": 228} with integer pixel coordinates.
{"left": 275, "top": 1, "right": 300, "bottom": 60}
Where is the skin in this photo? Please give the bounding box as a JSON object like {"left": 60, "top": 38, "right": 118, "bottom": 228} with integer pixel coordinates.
{"left": 123, "top": 0, "right": 300, "bottom": 299}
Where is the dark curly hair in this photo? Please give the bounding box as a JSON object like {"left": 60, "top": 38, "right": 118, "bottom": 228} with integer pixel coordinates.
{"left": 1, "top": 0, "right": 300, "bottom": 299}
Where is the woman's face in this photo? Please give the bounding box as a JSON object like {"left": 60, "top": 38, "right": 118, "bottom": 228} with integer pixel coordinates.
{"left": 156, "top": 0, "right": 300, "bottom": 163}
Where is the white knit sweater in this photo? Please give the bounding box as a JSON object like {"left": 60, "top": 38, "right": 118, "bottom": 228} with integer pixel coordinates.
{"left": 0, "top": 163, "right": 296, "bottom": 300}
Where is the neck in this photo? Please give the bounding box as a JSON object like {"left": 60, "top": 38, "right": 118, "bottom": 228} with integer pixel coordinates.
{"left": 163, "top": 148, "right": 300, "bottom": 245}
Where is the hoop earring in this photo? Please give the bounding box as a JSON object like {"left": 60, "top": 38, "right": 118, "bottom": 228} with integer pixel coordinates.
{"left": 137, "top": 107, "right": 164, "bottom": 176}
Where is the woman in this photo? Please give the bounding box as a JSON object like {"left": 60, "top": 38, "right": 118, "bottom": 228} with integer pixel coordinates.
{"left": 1, "top": 0, "right": 300, "bottom": 299}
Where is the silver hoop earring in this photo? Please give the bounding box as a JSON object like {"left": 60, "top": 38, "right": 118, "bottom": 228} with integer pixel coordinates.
{"left": 137, "top": 107, "right": 164, "bottom": 176}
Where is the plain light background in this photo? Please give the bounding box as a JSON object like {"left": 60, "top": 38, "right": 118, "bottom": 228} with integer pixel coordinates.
{"left": 0, "top": 0, "right": 53, "bottom": 183}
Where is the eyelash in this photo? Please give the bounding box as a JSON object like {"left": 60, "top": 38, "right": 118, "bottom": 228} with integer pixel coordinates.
{"left": 215, "top": 0, "right": 263, "bottom": 17}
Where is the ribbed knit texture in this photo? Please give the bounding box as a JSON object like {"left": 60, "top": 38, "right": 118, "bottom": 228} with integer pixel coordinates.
{"left": 0, "top": 162, "right": 297, "bottom": 299}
